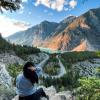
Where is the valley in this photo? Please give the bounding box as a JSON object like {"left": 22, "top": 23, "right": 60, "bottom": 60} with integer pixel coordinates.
{"left": 0, "top": 6, "right": 100, "bottom": 100}
{"left": 0, "top": 50, "right": 100, "bottom": 100}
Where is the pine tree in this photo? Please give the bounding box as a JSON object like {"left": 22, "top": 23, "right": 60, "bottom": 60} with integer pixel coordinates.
{"left": 0, "top": 33, "right": 2, "bottom": 38}
{"left": 0, "top": 0, "right": 21, "bottom": 13}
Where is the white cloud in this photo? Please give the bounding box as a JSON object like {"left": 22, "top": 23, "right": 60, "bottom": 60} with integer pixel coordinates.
{"left": 34, "top": 0, "right": 77, "bottom": 11}
{"left": 69, "top": 0, "right": 77, "bottom": 8}
{"left": 22, "top": 0, "right": 28, "bottom": 2}
{"left": 0, "top": 15, "right": 30, "bottom": 37}
{"left": 35, "top": 0, "right": 50, "bottom": 7}
{"left": 35, "top": 0, "right": 65, "bottom": 11}
{"left": 51, "top": 0, "right": 65, "bottom": 11}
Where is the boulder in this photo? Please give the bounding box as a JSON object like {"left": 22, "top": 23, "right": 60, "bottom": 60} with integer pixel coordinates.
{"left": 12, "top": 86, "right": 75, "bottom": 100}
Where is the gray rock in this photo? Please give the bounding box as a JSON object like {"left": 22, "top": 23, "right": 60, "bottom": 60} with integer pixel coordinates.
{"left": 12, "top": 86, "right": 74, "bottom": 100}
{"left": 0, "top": 53, "right": 24, "bottom": 65}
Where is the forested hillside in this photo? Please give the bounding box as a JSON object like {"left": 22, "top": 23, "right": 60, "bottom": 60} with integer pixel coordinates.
{"left": 0, "top": 33, "right": 40, "bottom": 59}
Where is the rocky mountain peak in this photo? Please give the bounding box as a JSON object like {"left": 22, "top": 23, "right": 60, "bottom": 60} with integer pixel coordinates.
{"left": 60, "top": 15, "right": 77, "bottom": 24}
{"left": 6, "top": 7, "right": 100, "bottom": 51}
{"left": 40, "top": 20, "right": 58, "bottom": 25}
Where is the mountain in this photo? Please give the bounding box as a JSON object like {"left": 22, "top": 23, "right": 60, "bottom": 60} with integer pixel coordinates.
{"left": 52, "top": 16, "right": 76, "bottom": 36}
{"left": 7, "top": 7, "right": 100, "bottom": 51}
{"left": 7, "top": 21, "right": 59, "bottom": 46}
{"left": 39, "top": 7, "right": 100, "bottom": 51}
{"left": 6, "top": 16, "right": 76, "bottom": 46}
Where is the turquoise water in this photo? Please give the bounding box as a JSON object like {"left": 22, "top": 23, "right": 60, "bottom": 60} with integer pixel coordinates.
{"left": 37, "top": 47, "right": 62, "bottom": 54}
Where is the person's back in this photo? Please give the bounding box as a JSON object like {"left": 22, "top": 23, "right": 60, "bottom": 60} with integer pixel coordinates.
{"left": 16, "top": 62, "right": 49, "bottom": 100}
{"left": 16, "top": 73, "right": 36, "bottom": 97}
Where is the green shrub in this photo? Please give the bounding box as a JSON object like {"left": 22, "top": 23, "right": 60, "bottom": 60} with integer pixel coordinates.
{"left": 7, "top": 64, "right": 23, "bottom": 78}
{"left": 76, "top": 77, "right": 100, "bottom": 100}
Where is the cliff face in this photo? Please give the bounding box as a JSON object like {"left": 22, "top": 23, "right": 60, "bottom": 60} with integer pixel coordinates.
{"left": 7, "top": 21, "right": 59, "bottom": 46}
{"left": 41, "top": 8, "right": 100, "bottom": 51}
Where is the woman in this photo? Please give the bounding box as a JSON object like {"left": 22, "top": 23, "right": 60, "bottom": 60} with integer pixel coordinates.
{"left": 16, "top": 62, "right": 49, "bottom": 100}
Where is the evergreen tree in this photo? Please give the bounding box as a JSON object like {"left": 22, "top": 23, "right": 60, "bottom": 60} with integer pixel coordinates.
{"left": 0, "top": 33, "right": 2, "bottom": 37}
{"left": 0, "top": 0, "right": 21, "bottom": 13}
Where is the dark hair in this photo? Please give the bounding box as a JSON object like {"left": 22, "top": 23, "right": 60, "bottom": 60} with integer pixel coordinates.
{"left": 23, "top": 62, "right": 38, "bottom": 84}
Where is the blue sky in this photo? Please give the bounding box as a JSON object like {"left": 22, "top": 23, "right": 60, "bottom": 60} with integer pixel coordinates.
{"left": 0, "top": 0, "right": 100, "bottom": 37}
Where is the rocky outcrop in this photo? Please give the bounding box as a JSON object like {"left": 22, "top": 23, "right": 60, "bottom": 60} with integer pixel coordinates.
{"left": 0, "top": 62, "right": 12, "bottom": 87}
{"left": 0, "top": 53, "right": 24, "bottom": 65}
{"left": 73, "top": 58, "right": 100, "bottom": 77}
{"left": 12, "top": 86, "right": 74, "bottom": 100}
{"left": 0, "top": 61, "right": 15, "bottom": 100}
{"left": 27, "top": 53, "right": 49, "bottom": 64}
{"left": 0, "top": 52, "right": 48, "bottom": 65}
